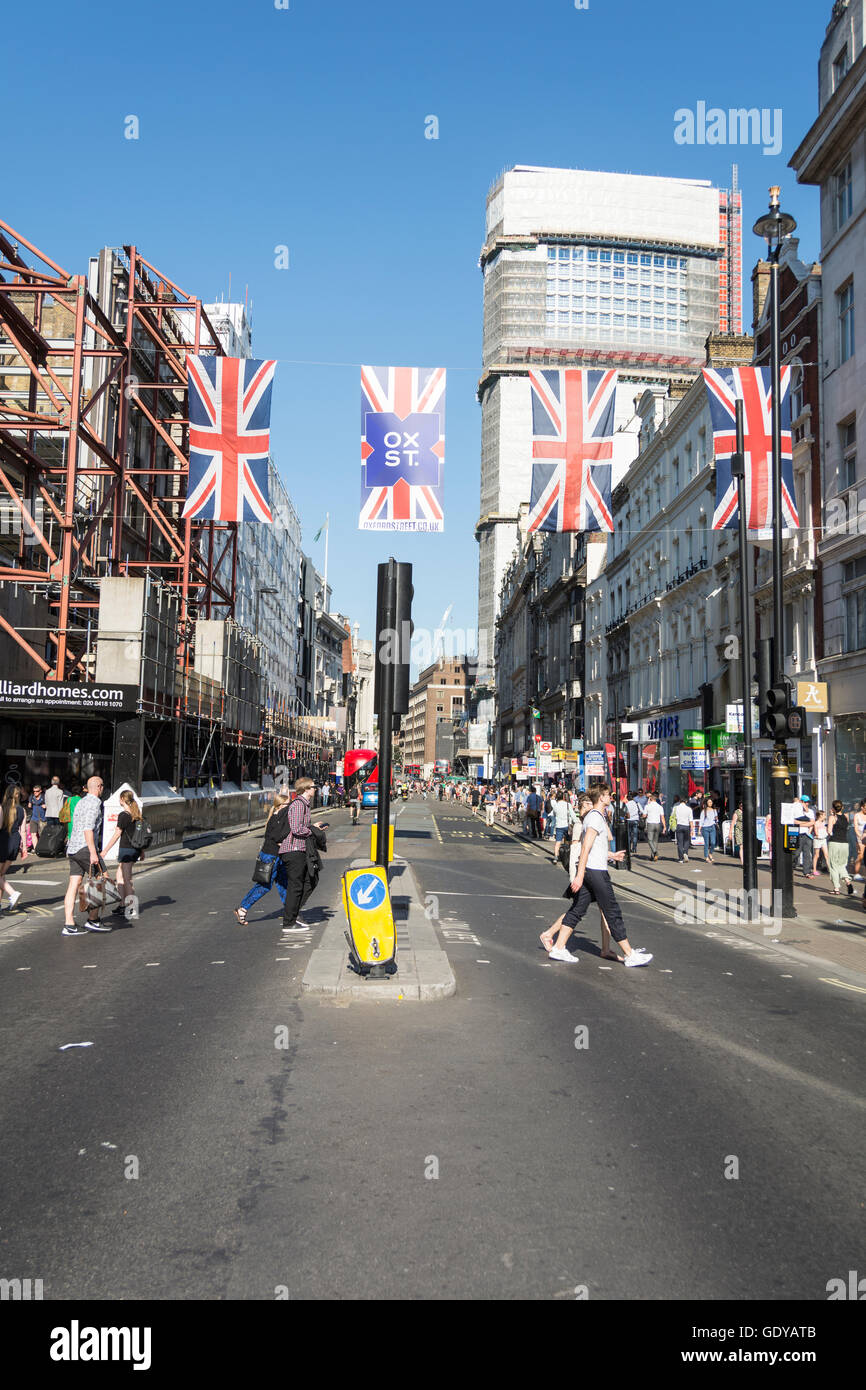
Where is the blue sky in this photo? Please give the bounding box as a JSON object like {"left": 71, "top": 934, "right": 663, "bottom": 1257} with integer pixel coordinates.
{"left": 5, "top": 0, "right": 828, "bottom": 651}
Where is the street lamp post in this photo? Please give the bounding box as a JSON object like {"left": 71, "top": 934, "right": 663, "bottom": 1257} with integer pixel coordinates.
{"left": 731, "top": 400, "right": 758, "bottom": 902}
{"left": 753, "top": 186, "right": 797, "bottom": 918}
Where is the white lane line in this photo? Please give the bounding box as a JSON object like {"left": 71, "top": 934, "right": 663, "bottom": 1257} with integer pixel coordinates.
{"left": 476, "top": 959, "right": 491, "bottom": 964}
{"left": 59, "top": 1042, "right": 93, "bottom": 1050}
{"left": 211, "top": 960, "right": 225, "bottom": 965}
{"left": 16, "top": 967, "right": 31, "bottom": 972}
{"left": 427, "top": 892, "right": 568, "bottom": 901}
{"left": 145, "top": 962, "right": 160, "bottom": 967}
{"left": 8, "top": 879, "right": 60, "bottom": 886}
{"left": 83, "top": 965, "right": 97, "bottom": 969}
{"left": 275, "top": 957, "right": 294, "bottom": 961}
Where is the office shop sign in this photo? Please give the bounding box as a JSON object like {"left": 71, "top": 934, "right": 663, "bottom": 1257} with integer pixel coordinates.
{"left": 0, "top": 680, "right": 139, "bottom": 713}
{"left": 639, "top": 708, "right": 701, "bottom": 744}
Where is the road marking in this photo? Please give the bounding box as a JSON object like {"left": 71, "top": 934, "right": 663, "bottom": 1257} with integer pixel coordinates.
{"left": 430, "top": 816, "right": 443, "bottom": 844}
{"left": 819, "top": 977, "right": 866, "bottom": 995}
{"left": 211, "top": 960, "right": 225, "bottom": 965}
{"left": 427, "top": 892, "right": 568, "bottom": 901}
{"left": 16, "top": 966, "right": 31, "bottom": 971}
{"left": 145, "top": 962, "right": 160, "bottom": 966}
{"left": 476, "top": 959, "right": 491, "bottom": 964}
{"left": 83, "top": 965, "right": 97, "bottom": 969}
{"left": 9, "top": 879, "right": 60, "bottom": 886}
{"left": 275, "top": 957, "right": 294, "bottom": 961}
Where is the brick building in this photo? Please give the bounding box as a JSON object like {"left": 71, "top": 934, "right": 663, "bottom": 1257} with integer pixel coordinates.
{"left": 402, "top": 657, "right": 474, "bottom": 771}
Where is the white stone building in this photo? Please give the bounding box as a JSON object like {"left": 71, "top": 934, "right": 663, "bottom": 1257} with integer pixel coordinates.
{"left": 791, "top": 0, "right": 866, "bottom": 804}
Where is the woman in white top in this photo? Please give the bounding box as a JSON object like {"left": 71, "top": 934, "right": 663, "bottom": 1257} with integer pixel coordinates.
{"left": 810, "top": 810, "right": 829, "bottom": 877}
{"left": 699, "top": 797, "right": 718, "bottom": 863}
{"left": 540, "top": 787, "right": 653, "bottom": 967}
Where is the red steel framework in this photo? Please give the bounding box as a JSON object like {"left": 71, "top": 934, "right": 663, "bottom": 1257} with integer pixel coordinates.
{"left": 0, "top": 218, "right": 237, "bottom": 682}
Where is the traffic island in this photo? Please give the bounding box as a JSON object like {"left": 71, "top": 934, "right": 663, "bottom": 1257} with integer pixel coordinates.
{"left": 302, "top": 859, "right": 455, "bottom": 1002}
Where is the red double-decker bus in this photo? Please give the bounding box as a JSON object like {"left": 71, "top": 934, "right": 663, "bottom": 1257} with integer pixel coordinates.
{"left": 344, "top": 749, "right": 393, "bottom": 807}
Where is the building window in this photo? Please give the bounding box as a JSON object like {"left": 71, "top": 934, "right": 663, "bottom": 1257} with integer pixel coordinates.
{"left": 835, "top": 158, "right": 853, "bottom": 231}
{"left": 844, "top": 576, "right": 866, "bottom": 653}
{"left": 790, "top": 361, "right": 805, "bottom": 422}
{"left": 840, "top": 419, "right": 857, "bottom": 489}
{"left": 838, "top": 281, "right": 855, "bottom": 363}
{"left": 833, "top": 44, "right": 850, "bottom": 90}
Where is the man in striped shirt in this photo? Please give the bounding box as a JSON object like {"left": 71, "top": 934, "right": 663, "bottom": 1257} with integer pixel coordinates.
{"left": 279, "top": 778, "right": 327, "bottom": 933}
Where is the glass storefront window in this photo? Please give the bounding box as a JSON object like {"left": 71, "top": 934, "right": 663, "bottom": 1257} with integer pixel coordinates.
{"left": 835, "top": 717, "right": 866, "bottom": 807}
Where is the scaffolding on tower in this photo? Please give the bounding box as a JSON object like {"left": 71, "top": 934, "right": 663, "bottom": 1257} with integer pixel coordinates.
{"left": 0, "top": 217, "right": 237, "bottom": 684}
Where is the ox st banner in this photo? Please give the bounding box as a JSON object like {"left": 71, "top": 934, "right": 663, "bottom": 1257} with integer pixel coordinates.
{"left": 359, "top": 365, "right": 445, "bottom": 532}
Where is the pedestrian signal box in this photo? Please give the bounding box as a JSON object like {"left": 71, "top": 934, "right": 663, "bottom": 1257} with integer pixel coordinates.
{"left": 342, "top": 866, "right": 396, "bottom": 976}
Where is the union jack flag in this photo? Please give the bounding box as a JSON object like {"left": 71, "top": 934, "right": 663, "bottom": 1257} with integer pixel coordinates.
{"left": 360, "top": 365, "right": 445, "bottom": 532}
{"left": 182, "top": 356, "right": 276, "bottom": 523}
{"left": 702, "top": 366, "right": 798, "bottom": 531}
{"left": 528, "top": 369, "right": 617, "bottom": 534}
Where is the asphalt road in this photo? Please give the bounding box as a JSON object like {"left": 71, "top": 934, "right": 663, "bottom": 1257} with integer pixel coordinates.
{"left": 0, "top": 799, "right": 863, "bottom": 1302}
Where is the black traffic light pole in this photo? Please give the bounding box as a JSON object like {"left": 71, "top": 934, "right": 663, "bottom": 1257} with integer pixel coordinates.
{"left": 374, "top": 558, "right": 413, "bottom": 872}
{"left": 731, "top": 400, "right": 757, "bottom": 903}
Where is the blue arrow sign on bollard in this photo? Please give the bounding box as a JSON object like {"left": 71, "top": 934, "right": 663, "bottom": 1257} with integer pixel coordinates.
{"left": 349, "top": 873, "right": 387, "bottom": 912}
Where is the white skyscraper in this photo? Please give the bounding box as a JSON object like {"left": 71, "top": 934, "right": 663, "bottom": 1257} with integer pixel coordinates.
{"left": 476, "top": 165, "right": 741, "bottom": 679}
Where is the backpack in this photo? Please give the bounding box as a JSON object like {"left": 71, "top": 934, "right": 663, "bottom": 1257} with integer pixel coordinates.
{"left": 59, "top": 798, "right": 71, "bottom": 825}
{"left": 129, "top": 817, "right": 153, "bottom": 851}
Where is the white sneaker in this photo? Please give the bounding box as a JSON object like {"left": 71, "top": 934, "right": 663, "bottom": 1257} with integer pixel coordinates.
{"left": 6, "top": 887, "right": 21, "bottom": 907}
{"left": 625, "top": 949, "right": 653, "bottom": 967}
{"left": 281, "top": 923, "right": 309, "bottom": 934}
{"left": 548, "top": 947, "right": 578, "bottom": 963}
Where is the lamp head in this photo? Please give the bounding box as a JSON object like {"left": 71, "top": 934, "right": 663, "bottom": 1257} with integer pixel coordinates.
{"left": 753, "top": 186, "right": 797, "bottom": 247}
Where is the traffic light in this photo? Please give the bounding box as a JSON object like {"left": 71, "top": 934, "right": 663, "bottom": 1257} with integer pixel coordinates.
{"left": 393, "top": 561, "right": 414, "bottom": 716}
{"left": 374, "top": 559, "right": 413, "bottom": 717}
{"left": 762, "top": 681, "right": 790, "bottom": 740}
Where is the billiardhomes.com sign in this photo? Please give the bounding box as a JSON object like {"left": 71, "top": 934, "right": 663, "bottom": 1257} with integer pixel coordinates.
{"left": 0, "top": 681, "right": 139, "bottom": 713}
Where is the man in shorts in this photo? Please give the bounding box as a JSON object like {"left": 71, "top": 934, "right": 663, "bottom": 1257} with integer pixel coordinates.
{"left": 62, "top": 776, "right": 111, "bottom": 936}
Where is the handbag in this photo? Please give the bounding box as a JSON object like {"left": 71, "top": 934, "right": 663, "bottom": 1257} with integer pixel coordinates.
{"left": 251, "top": 854, "right": 274, "bottom": 888}
{"left": 77, "top": 862, "right": 117, "bottom": 916}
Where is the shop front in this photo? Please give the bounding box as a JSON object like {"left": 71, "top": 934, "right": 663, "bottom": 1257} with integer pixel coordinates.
{"left": 0, "top": 683, "right": 141, "bottom": 798}
{"left": 638, "top": 707, "right": 702, "bottom": 809}
{"left": 833, "top": 715, "right": 866, "bottom": 807}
